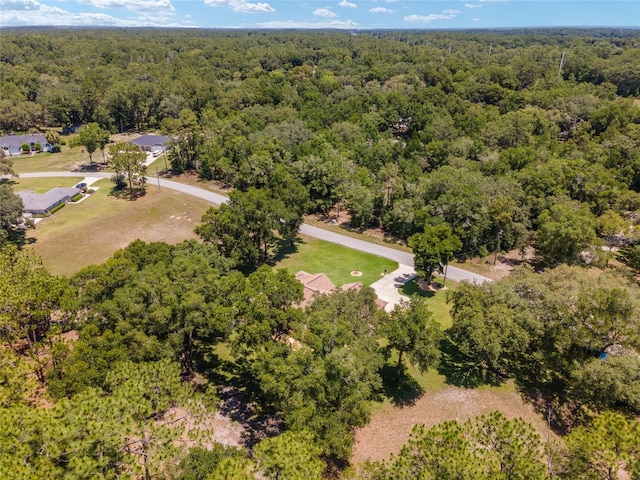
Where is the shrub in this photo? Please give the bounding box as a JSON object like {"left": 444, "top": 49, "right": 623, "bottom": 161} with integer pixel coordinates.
{"left": 47, "top": 202, "right": 66, "bottom": 215}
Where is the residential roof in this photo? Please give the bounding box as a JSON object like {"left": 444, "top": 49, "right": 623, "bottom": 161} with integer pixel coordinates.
{"left": 295, "top": 271, "right": 336, "bottom": 308}
{"left": 0, "top": 134, "right": 48, "bottom": 148}
{"left": 130, "top": 134, "right": 171, "bottom": 148}
{"left": 17, "top": 187, "right": 80, "bottom": 213}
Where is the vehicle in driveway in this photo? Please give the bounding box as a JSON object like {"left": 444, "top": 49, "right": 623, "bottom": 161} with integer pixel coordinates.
{"left": 74, "top": 182, "right": 88, "bottom": 191}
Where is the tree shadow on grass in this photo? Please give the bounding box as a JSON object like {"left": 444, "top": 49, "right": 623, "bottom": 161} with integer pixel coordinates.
{"left": 379, "top": 363, "right": 425, "bottom": 407}
{"left": 108, "top": 185, "right": 147, "bottom": 201}
{"left": 268, "top": 237, "right": 303, "bottom": 265}
{"left": 198, "top": 348, "right": 284, "bottom": 448}
{"left": 400, "top": 277, "right": 444, "bottom": 299}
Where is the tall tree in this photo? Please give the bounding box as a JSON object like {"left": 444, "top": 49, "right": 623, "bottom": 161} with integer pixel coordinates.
{"left": 108, "top": 142, "right": 147, "bottom": 200}
{"left": 409, "top": 224, "right": 462, "bottom": 284}
{"left": 71, "top": 122, "right": 109, "bottom": 164}
{"left": 381, "top": 297, "right": 442, "bottom": 382}
{"left": 0, "top": 183, "right": 31, "bottom": 247}
{"left": 536, "top": 200, "right": 599, "bottom": 266}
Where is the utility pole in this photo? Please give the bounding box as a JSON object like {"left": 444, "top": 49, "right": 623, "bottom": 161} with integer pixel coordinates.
{"left": 156, "top": 166, "right": 161, "bottom": 192}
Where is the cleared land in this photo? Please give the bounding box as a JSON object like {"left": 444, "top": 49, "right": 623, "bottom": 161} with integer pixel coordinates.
{"left": 275, "top": 236, "right": 398, "bottom": 287}
{"left": 352, "top": 380, "right": 551, "bottom": 465}
{"left": 24, "top": 179, "right": 211, "bottom": 276}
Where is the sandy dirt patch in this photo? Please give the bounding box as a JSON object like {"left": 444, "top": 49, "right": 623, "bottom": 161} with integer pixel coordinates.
{"left": 352, "top": 383, "right": 552, "bottom": 465}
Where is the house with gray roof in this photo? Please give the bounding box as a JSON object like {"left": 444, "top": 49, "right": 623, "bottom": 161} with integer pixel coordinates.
{"left": 130, "top": 134, "right": 171, "bottom": 153}
{"left": 17, "top": 187, "right": 81, "bottom": 216}
{"left": 0, "top": 134, "right": 56, "bottom": 156}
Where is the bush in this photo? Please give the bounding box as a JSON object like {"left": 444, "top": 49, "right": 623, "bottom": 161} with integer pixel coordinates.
{"left": 47, "top": 202, "right": 66, "bottom": 215}
{"left": 21, "top": 143, "right": 30, "bottom": 153}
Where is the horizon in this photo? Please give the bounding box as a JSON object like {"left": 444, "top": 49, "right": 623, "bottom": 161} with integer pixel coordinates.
{"left": 1, "top": 0, "right": 638, "bottom": 30}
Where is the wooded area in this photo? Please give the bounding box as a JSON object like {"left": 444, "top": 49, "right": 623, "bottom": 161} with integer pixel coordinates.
{"left": 1, "top": 28, "right": 640, "bottom": 479}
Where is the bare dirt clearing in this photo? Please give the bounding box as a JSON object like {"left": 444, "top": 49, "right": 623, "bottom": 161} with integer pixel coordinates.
{"left": 352, "top": 381, "right": 552, "bottom": 465}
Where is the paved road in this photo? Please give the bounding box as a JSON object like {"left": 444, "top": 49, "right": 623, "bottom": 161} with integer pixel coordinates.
{"left": 13, "top": 171, "right": 492, "bottom": 284}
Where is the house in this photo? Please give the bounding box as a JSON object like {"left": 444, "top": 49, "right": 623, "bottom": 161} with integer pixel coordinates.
{"left": 295, "top": 270, "right": 363, "bottom": 308}
{"left": 129, "top": 134, "right": 171, "bottom": 153}
{"left": 0, "top": 134, "right": 56, "bottom": 156}
{"left": 17, "top": 187, "right": 81, "bottom": 216}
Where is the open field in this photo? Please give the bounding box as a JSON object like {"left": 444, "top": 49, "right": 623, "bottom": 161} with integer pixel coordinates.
{"left": 275, "top": 235, "right": 398, "bottom": 287}
{"left": 10, "top": 177, "right": 80, "bottom": 194}
{"left": 25, "top": 179, "right": 211, "bottom": 276}
{"left": 11, "top": 144, "right": 96, "bottom": 173}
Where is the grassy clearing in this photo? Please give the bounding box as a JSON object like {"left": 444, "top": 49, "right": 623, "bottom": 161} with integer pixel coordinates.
{"left": 26, "top": 179, "right": 211, "bottom": 276}
{"left": 274, "top": 235, "right": 398, "bottom": 287}
{"left": 11, "top": 144, "right": 98, "bottom": 173}
{"left": 400, "top": 277, "right": 455, "bottom": 329}
{"left": 10, "top": 177, "right": 79, "bottom": 194}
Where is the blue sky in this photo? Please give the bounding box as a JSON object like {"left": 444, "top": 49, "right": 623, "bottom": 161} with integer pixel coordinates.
{"left": 0, "top": 0, "right": 638, "bottom": 29}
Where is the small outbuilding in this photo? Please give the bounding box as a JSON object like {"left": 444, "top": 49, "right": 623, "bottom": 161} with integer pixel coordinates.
{"left": 129, "top": 134, "right": 171, "bottom": 153}
{"left": 17, "top": 187, "right": 82, "bottom": 216}
{"left": 0, "top": 134, "right": 56, "bottom": 156}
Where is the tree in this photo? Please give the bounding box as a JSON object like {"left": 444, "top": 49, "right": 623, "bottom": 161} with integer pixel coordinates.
{"left": 0, "top": 183, "right": 31, "bottom": 247}
{"left": 381, "top": 297, "right": 442, "bottom": 382}
{"left": 71, "top": 122, "right": 109, "bottom": 164}
{"left": 0, "top": 156, "right": 16, "bottom": 176}
{"left": 45, "top": 130, "right": 60, "bottom": 148}
{"left": 108, "top": 141, "right": 147, "bottom": 200}
{"left": 536, "top": 200, "right": 599, "bottom": 266}
{"left": 563, "top": 411, "right": 640, "bottom": 480}
{"left": 253, "top": 430, "right": 325, "bottom": 480}
{"left": 196, "top": 188, "right": 295, "bottom": 271}
{"left": 409, "top": 224, "right": 461, "bottom": 284}
{"left": 618, "top": 243, "right": 640, "bottom": 274}
{"left": 372, "top": 411, "right": 546, "bottom": 480}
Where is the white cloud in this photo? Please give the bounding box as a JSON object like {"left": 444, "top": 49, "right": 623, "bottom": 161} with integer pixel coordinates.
{"left": 0, "top": 0, "right": 178, "bottom": 26}
{"left": 369, "top": 7, "right": 392, "bottom": 13}
{"left": 257, "top": 18, "right": 358, "bottom": 28}
{"left": 313, "top": 7, "right": 337, "bottom": 18}
{"left": 78, "top": 0, "right": 174, "bottom": 12}
{"left": 339, "top": 0, "right": 356, "bottom": 8}
{"left": 204, "top": 0, "right": 274, "bottom": 13}
{"left": 404, "top": 8, "right": 460, "bottom": 23}
{"left": 464, "top": 3, "right": 482, "bottom": 7}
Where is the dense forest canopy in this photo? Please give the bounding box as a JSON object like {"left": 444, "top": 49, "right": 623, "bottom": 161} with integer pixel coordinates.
{"left": 2, "top": 28, "right": 639, "bottom": 261}
{"left": 2, "top": 28, "right": 640, "bottom": 478}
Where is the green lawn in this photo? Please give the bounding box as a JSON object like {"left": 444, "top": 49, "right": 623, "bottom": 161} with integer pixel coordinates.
{"left": 274, "top": 236, "right": 398, "bottom": 287}
{"left": 400, "top": 277, "right": 455, "bottom": 329}
{"left": 26, "top": 179, "right": 211, "bottom": 276}
{"left": 10, "top": 177, "right": 79, "bottom": 194}
{"left": 11, "top": 143, "right": 98, "bottom": 173}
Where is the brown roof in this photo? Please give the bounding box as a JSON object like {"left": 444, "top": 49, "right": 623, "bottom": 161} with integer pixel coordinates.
{"left": 295, "top": 271, "right": 337, "bottom": 308}
{"left": 340, "top": 282, "right": 362, "bottom": 292}
{"left": 294, "top": 271, "right": 384, "bottom": 310}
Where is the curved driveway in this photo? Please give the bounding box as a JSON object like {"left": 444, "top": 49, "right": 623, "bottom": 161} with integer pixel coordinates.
{"left": 15, "top": 171, "right": 492, "bottom": 284}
